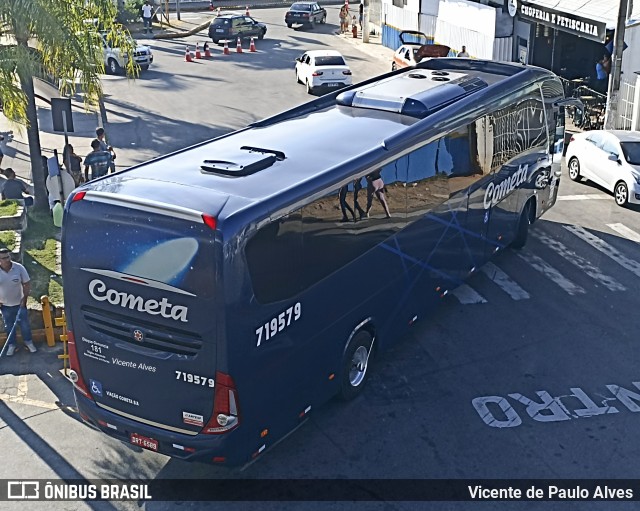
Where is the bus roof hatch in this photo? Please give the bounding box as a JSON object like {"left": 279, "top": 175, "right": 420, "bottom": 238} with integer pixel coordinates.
{"left": 201, "top": 146, "right": 285, "bottom": 177}
{"left": 336, "top": 70, "right": 487, "bottom": 119}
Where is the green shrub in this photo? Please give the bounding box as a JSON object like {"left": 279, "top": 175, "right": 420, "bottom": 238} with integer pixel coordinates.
{"left": 0, "top": 200, "right": 19, "bottom": 217}
{"left": 0, "top": 230, "right": 16, "bottom": 251}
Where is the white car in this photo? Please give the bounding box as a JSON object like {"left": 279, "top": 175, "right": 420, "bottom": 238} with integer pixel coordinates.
{"left": 565, "top": 130, "right": 640, "bottom": 206}
{"left": 101, "top": 33, "right": 153, "bottom": 75}
{"left": 295, "top": 50, "right": 352, "bottom": 95}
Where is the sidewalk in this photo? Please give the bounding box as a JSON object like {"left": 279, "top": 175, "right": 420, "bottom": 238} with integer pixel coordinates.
{"left": 0, "top": 81, "right": 102, "bottom": 185}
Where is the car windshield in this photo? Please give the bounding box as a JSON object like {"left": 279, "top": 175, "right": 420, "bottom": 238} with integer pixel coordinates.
{"left": 291, "top": 3, "right": 311, "bottom": 10}
{"left": 315, "top": 56, "right": 345, "bottom": 66}
{"left": 620, "top": 142, "right": 640, "bottom": 165}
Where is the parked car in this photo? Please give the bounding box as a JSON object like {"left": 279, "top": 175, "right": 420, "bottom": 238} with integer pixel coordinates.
{"left": 392, "top": 30, "right": 450, "bottom": 70}
{"left": 208, "top": 13, "right": 267, "bottom": 44}
{"left": 100, "top": 33, "right": 153, "bottom": 75}
{"left": 285, "top": 2, "right": 327, "bottom": 28}
{"left": 565, "top": 130, "right": 640, "bottom": 206}
{"left": 295, "top": 50, "right": 351, "bottom": 94}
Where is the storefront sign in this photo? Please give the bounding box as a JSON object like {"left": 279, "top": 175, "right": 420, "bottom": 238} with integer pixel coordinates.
{"left": 517, "top": 0, "right": 606, "bottom": 42}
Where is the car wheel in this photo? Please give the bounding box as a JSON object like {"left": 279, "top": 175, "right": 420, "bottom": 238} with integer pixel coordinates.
{"left": 258, "top": 29, "right": 265, "bottom": 39}
{"left": 567, "top": 157, "right": 581, "bottom": 181}
{"left": 391, "top": 62, "right": 397, "bottom": 71}
{"left": 296, "top": 71, "right": 302, "bottom": 84}
{"left": 321, "top": 14, "right": 326, "bottom": 24}
{"left": 339, "top": 330, "right": 374, "bottom": 401}
{"left": 107, "top": 58, "right": 121, "bottom": 75}
{"left": 511, "top": 201, "right": 532, "bottom": 250}
{"left": 306, "top": 80, "right": 314, "bottom": 95}
{"left": 211, "top": 38, "right": 219, "bottom": 45}
{"left": 614, "top": 181, "right": 629, "bottom": 207}
{"left": 139, "top": 65, "right": 149, "bottom": 71}
{"left": 287, "top": 23, "right": 292, "bottom": 28}
{"left": 309, "top": 19, "right": 315, "bottom": 28}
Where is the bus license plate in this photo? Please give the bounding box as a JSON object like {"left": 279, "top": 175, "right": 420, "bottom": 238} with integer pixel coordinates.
{"left": 130, "top": 433, "right": 158, "bottom": 451}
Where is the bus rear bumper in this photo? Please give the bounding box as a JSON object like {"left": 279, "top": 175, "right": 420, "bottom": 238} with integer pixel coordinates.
{"left": 75, "top": 392, "right": 243, "bottom": 465}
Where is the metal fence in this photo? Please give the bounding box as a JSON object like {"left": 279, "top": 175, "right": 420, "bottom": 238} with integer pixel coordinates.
{"left": 616, "top": 77, "right": 637, "bottom": 130}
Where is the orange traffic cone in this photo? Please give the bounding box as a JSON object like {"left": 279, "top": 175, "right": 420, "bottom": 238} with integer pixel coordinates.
{"left": 204, "top": 42, "right": 211, "bottom": 58}
{"left": 209, "top": 0, "right": 214, "bottom": 10}
{"left": 249, "top": 37, "right": 256, "bottom": 52}
{"left": 236, "top": 37, "right": 243, "bottom": 53}
{"left": 245, "top": 5, "right": 250, "bottom": 16}
{"left": 223, "top": 40, "right": 230, "bottom": 55}
{"left": 185, "top": 46, "right": 193, "bottom": 62}
{"left": 195, "top": 42, "right": 202, "bottom": 59}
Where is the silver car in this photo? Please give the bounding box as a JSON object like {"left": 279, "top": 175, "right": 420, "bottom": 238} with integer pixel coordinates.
{"left": 565, "top": 130, "right": 640, "bottom": 206}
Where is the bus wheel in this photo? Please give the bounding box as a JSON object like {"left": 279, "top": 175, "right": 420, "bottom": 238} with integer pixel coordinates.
{"left": 511, "top": 201, "right": 531, "bottom": 250}
{"left": 340, "top": 331, "right": 374, "bottom": 401}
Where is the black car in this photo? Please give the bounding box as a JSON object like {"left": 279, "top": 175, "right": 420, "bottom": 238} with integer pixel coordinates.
{"left": 208, "top": 13, "right": 267, "bottom": 44}
{"left": 285, "top": 2, "right": 327, "bottom": 28}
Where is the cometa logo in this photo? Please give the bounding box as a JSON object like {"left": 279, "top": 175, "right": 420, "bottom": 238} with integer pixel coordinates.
{"left": 483, "top": 164, "right": 529, "bottom": 210}
{"left": 89, "top": 279, "right": 189, "bottom": 322}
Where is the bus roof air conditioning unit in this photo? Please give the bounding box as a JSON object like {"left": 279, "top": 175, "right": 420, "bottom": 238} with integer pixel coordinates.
{"left": 336, "top": 71, "right": 488, "bottom": 119}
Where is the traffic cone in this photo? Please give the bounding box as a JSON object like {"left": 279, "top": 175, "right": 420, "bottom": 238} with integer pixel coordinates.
{"left": 223, "top": 40, "right": 230, "bottom": 55}
{"left": 209, "top": 0, "right": 214, "bottom": 10}
{"left": 217, "top": 7, "right": 220, "bottom": 15}
{"left": 185, "top": 46, "right": 193, "bottom": 62}
{"left": 236, "top": 37, "right": 243, "bottom": 53}
{"left": 245, "top": 5, "right": 250, "bottom": 16}
{"left": 249, "top": 37, "right": 256, "bottom": 52}
{"left": 204, "top": 41, "right": 211, "bottom": 58}
{"left": 195, "top": 42, "right": 202, "bottom": 59}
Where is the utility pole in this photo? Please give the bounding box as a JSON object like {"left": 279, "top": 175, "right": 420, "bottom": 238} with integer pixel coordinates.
{"left": 604, "top": 0, "right": 629, "bottom": 129}
{"left": 363, "top": 0, "right": 369, "bottom": 43}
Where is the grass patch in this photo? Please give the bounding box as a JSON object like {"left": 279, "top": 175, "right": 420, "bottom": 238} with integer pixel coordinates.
{"left": 0, "top": 230, "right": 16, "bottom": 251}
{"left": 22, "top": 209, "right": 63, "bottom": 307}
{"left": 0, "top": 200, "right": 19, "bottom": 217}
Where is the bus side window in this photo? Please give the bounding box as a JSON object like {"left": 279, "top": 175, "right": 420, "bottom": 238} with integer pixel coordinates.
{"left": 245, "top": 211, "right": 303, "bottom": 304}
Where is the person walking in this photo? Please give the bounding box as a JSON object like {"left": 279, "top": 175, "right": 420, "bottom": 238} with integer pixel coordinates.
{"left": 358, "top": 2, "right": 363, "bottom": 30}
{"left": 339, "top": 5, "right": 349, "bottom": 34}
{"left": 0, "top": 248, "right": 36, "bottom": 356}
{"left": 62, "top": 144, "right": 84, "bottom": 186}
{"left": 141, "top": 0, "right": 154, "bottom": 34}
{"left": 365, "top": 170, "right": 391, "bottom": 218}
{"left": 94, "top": 127, "right": 116, "bottom": 173}
{"left": 84, "top": 139, "right": 112, "bottom": 182}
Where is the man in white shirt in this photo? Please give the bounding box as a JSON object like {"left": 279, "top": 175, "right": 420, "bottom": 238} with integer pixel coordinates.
{"left": 458, "top": 45, "right": 470, "bottom": 58}
{"left": 141, "top": 0, "right": 154, "bottom": 34}
{"left": 0, "top": 248, "right": 36, "bottom": 356}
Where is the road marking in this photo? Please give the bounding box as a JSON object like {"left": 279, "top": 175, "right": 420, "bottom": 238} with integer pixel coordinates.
{"left": 565, "top": 225, "right": 640, "bottom": 278}
{"left": 517, "top": 251, "right": 586, "bottom": 295}
{"left": 532, "top": 231, "right": 626, "bottom": 291}
{"left": 607, "top": 223, "right": 640, "bottom": 243}
{"left": 480, "top": 262, "right": 530, "bottom": 300}
{"left": 0, "top": 375, "right": 58, "bottom": 410}
{"left": 451, "top": 284, "right": 487, "bottom": 304}
{"left": 557, "top": 194, "right": 610, "bottom": 201}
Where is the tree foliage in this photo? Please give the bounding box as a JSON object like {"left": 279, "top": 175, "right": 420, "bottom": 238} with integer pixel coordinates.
{"left": 0, "top": 0, "right": 136, "bottom": 210}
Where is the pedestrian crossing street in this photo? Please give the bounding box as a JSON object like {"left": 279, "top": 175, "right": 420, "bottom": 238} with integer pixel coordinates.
{"left": 450, "top": 221, "right": 640, "bottom": 305}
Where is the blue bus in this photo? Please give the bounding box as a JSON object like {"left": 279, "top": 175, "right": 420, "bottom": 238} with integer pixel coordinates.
{"left": 62, "top": 59, "right": 570, "bottom": 465}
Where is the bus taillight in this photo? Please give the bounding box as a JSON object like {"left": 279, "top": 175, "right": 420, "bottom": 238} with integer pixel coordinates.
{"left": 67, "top": 330, "right": 93, "bottom": 400}
{"left": 202, "top": 372, "right": 240, "bottom": 434}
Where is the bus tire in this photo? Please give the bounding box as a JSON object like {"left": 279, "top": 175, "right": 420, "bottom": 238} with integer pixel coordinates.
{"left": 511, "top": 201, "right": 531, "bottom": 250}
{"left": 340, "top": 330, "right": 374, "bottom": 401}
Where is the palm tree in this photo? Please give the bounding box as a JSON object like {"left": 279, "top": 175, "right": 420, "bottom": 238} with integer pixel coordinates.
{"left": 0, "top": 0, "right": 135, "bottom": 210}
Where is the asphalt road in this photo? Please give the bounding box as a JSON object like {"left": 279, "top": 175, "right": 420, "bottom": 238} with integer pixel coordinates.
{"left": 1, "top": 8, "right": 640, "bottom": 511}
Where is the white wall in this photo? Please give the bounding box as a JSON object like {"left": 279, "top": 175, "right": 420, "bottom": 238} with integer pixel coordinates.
{"left": 435, "top": 0, "right": 496, "bottom": 58}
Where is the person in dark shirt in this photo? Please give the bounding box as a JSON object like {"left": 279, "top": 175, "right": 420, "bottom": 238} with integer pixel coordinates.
{"left": 63, "top": 144, "right": 83, "bottom": 186}
{"left": 84, "top": 139, "right": 112, "bottom": 181}
{"left": 1, "top": 168, "right": 33, "bottom": 206}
